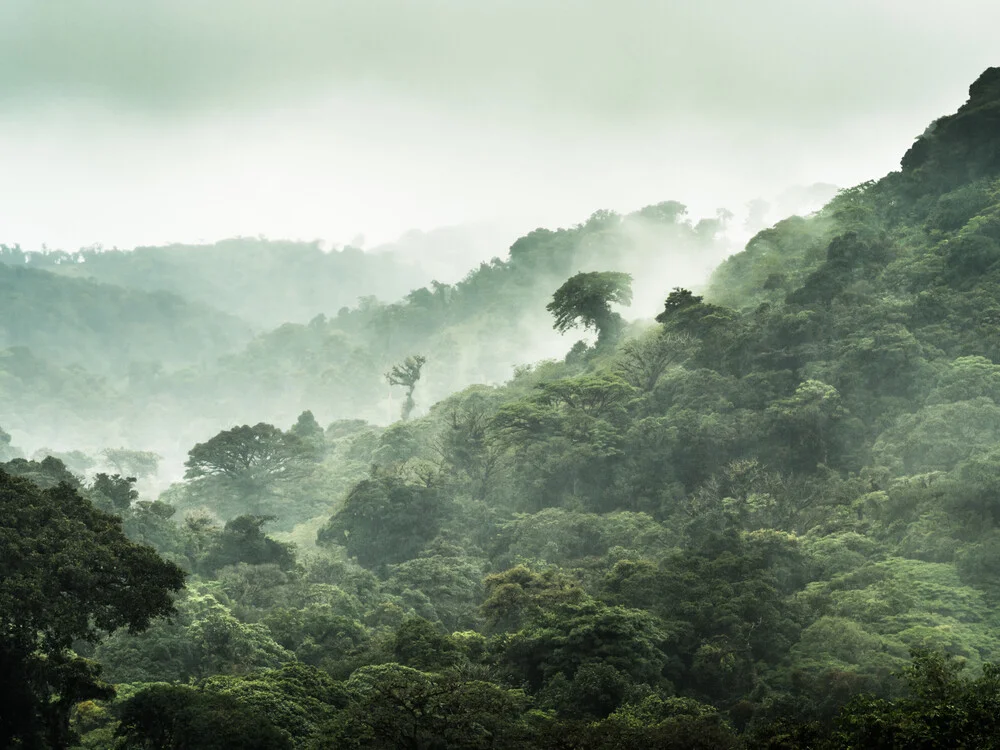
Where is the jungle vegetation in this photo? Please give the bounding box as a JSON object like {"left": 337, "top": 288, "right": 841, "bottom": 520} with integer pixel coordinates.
{"left": 4, "top": 67, "right": 1000, "bottom": 748}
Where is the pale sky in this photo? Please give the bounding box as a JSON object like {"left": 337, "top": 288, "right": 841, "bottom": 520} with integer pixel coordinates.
{"left": 0, "top": 0, "right": 997, "bottom": 251}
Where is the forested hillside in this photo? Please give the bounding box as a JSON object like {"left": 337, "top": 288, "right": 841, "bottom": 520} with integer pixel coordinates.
{"left": 0, "top": 263, "right": 251, "bottom": 372}
{"left": 0, "top": 201, "right": 729, "bottom": 463}
{"left": 0, "top": 225, "right": 507, "bottom": 330}
{"left": 5, "top": 68, "right": 1000, "bottom": 749}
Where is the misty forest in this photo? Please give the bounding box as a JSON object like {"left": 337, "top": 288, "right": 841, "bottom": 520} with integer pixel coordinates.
{"left": 7, "top": 28, "right": 1000, "bottom": 750}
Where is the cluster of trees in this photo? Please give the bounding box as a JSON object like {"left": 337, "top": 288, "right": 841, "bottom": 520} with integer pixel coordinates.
{"left": 0, "top": 202, "right": 730, "bottom": 459}
{"left": 5, "top": 67, "right": 1000, "bottom": 748}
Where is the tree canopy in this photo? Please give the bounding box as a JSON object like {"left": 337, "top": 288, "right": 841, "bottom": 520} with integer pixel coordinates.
{"left": 0, "top": 469, "right": 185, "bottom": 748}
{"left": 10, "top": 66, "right": 1000, "bottom": 750}
{"left": 547, "top": 270, "right": 633, "bottom": 347}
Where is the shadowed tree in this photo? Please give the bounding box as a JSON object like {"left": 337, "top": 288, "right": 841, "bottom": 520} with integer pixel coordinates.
{"left": 0, "top": 469, "right": 185, "bottom": 748}
{"left": 654, "top": 287, "right": 703, "bottom": 323}
{"left": 201, "top": 514, "right": 297, "bottom": 574}
{"left": 288, "top": 410, "right": 326, "bottom": 456}
{"left": 115, "top": 684, "right": 292, "bottom": 750}
{"left": 547, "top": 271, "right": 633, "bottom": 348}
{"left": 317, "top": 470, "right": 449, "bottom": 571}
{"left": 91, "top": 472, "right": 139, "bottom": 514}
{"left": 436, "top": 389, "right": 507, "bottom": 501}
{"left": 320, "top": 664, "right": 528, "bottom": 750}
{"left": 289, "top": 409, "right": 323, "bottom": 441}
{"left": 385, "top": 355, "right": 427, "bottom": 421}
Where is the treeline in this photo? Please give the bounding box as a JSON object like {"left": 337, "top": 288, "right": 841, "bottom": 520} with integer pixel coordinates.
{"left": 0, "top": 236, "right": 419, "bottom": 330}
{"left": 0, "top": 202, "right": 728, "bottom": 456}
{"left": 0, "top": 263, "right": 251, "bottom": 373}
{"left": 4, "top": 67, "right": 1000, "bottom": 749}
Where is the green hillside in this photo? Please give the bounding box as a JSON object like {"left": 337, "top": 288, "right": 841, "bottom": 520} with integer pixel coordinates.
{"left": 0, "top": 230, "right": 498, "bottom": 330}
{"left": 6, "top": 68, "right": 1000, "bottom": 750}
{"left": 0, "top": 263, "right": 251, "bottom": 373}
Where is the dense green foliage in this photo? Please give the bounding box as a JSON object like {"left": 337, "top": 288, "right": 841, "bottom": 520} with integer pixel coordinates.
{"left": 6, "top": 67, "right": 1000, "bottom": 748}
{"left": 547, "top": 271, "right": 633, "bottom": 348}
{"left": 0, "top": 468, "right": 185, "bottom": 748}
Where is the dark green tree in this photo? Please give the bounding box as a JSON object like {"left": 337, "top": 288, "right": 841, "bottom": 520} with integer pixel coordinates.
{"left": 654, "top": 287, "right": 703, "bottom": 322}
{"left": 832, "top": 650, "right": 1000, "bottom": 749}
{"left": 0, "top": 469, "right": 185, "bottom": 748}
{"left": 115, "top": 684, "right": 292, "bottom": 750}
{"left": 321, "top": 664, "right": 527, "bottom": 750}
{"left": 2, "top": 456, "right": 80, "bottom": 489}
{"left": 91, "top": 472, "right": 139, "bottom": 514}
{"left": 201, "top": 663, "right": 348, "bottom": 744}
{"left": 289, "top": 409, "right": 324, "bottom": 443}
{"left": 547, "top": 271, "right": 633, "bottom": 348}
{"left": 317, "top": 471, "right": 449, "bottom": 571}
{"left": 201, "top": 515, "right": 297, "bottom": 575}
{"left": 391, "top": 617, "right": 463, "bottom": 672}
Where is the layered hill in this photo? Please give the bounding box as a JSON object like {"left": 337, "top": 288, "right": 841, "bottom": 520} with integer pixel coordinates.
{"left": 0, "top": 227, "right": 508, "bottom": 330}
{"left": 12, "top": 67, "right": 1000, "bottom": 750}
{"left": 0, "top": 263, "right": 251, "bottom": 374}
{"left": 1, "top": 202, "right": 731, "bottom": 457}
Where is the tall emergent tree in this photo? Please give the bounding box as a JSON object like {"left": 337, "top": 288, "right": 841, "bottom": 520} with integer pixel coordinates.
{"left": 386, "top": 355, "right": 427, "bottom": 421}
{"left": 184, "top": 423, "right": 315, "bottom": 514}
{"left": 0, "top": 468, "right": 186, "bottom": 748}
{"left": 547, "top": 271, "right": 633, "bottom": 348}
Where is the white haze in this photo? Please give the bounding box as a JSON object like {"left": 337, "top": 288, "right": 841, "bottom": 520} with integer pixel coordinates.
{"left": 1, "top": 1, "right": 999, "bottom": 252}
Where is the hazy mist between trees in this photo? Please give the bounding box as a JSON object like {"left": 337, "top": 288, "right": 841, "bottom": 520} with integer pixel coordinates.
{"left": 6, "top": 19, "right": 1000, "bottom": 747}
{"left": 2, "top": 195, "right": 810, "bottom": 490}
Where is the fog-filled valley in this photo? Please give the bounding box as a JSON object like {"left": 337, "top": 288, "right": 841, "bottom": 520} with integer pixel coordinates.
{"left": 8, "top": 5, "right": 1000, "bottom": 748}
{"left": 2, "top": 198, "right": 752, "bottom": 488}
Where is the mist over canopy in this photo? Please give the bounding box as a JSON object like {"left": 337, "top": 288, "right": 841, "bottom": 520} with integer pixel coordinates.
{"left": 7, "top": 1, "right": 1000, "bottom": 744}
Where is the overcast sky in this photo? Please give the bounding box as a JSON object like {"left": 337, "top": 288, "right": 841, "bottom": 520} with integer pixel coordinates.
{"left": 1, "top": 0, "right": 998, "bottom": 251}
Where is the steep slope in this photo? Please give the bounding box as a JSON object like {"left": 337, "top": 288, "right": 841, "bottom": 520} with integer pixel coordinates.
{"left": 711, "top": 66, "right": 1000, "bottom": 316}
{"left": 901, "top": 66, "right": 1000, "bottom": 192}
{"left": 300, "top": 64, "right": 1000, "bottom": 722}
{"left": 281, "top": 65, "right": 1000, "bottom": 726}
